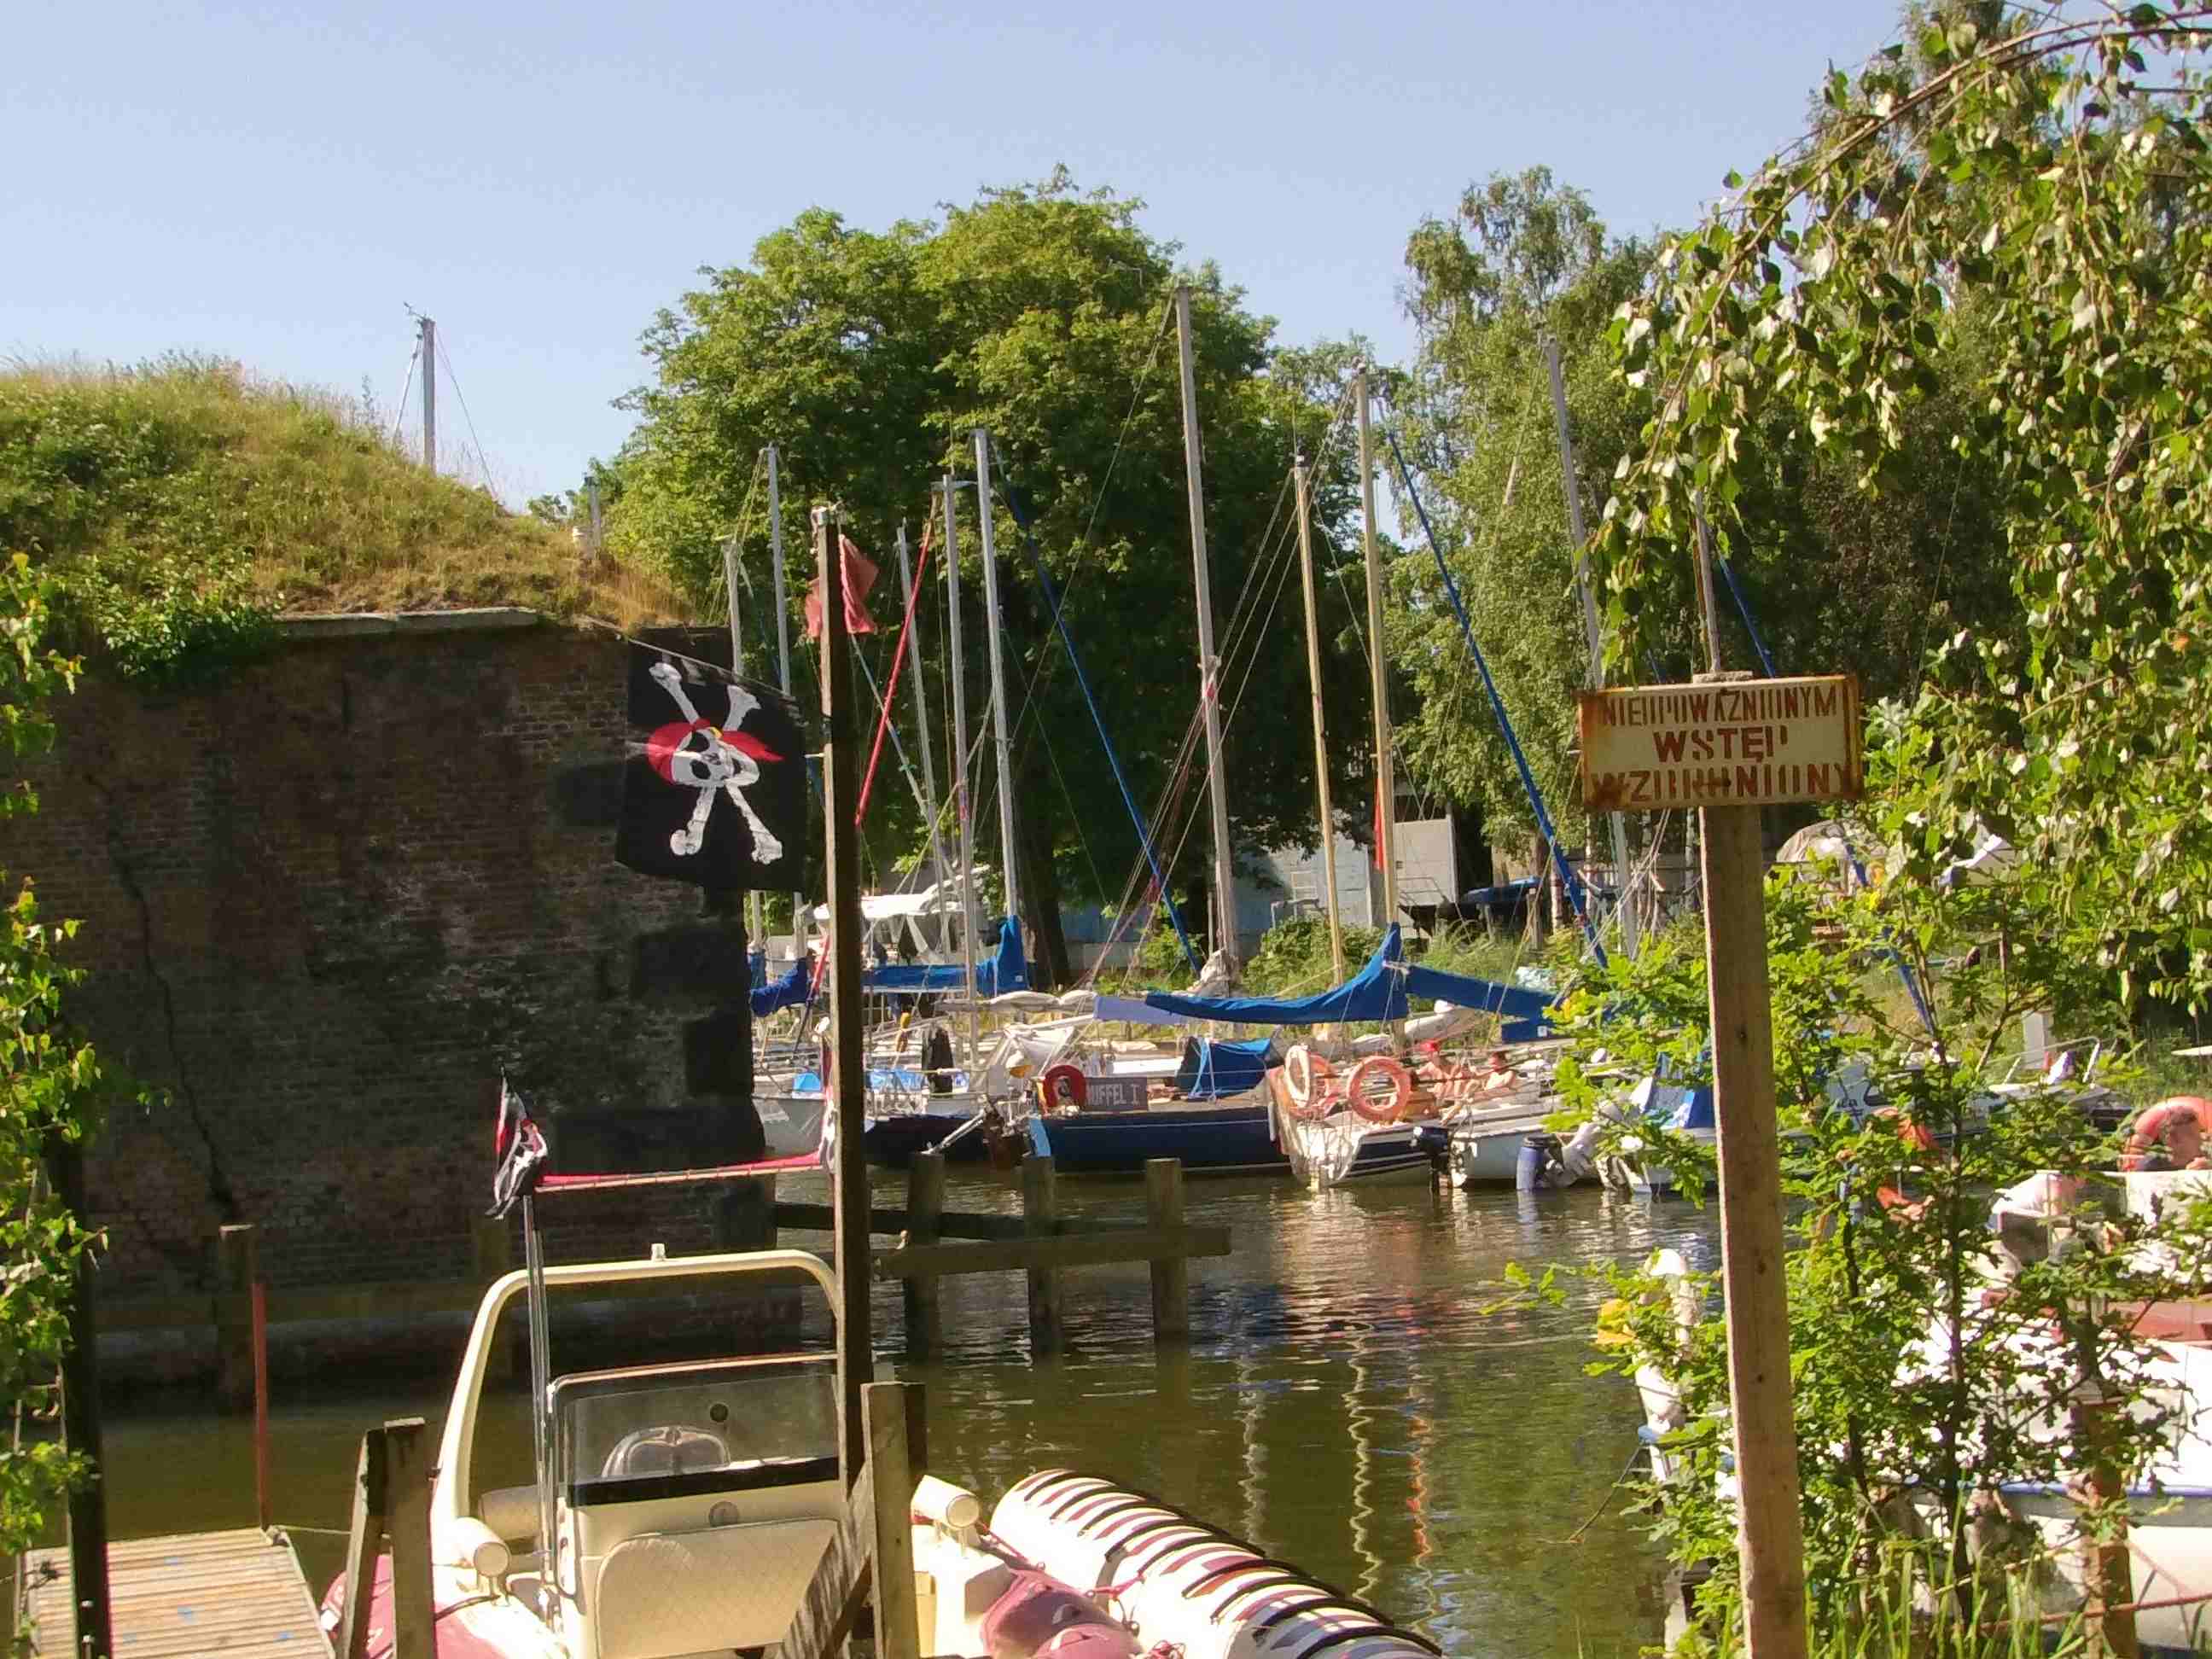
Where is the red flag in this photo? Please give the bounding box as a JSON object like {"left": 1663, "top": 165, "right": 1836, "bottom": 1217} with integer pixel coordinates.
{"left": 804, "top": 534, "right": 880, "bottom": 639}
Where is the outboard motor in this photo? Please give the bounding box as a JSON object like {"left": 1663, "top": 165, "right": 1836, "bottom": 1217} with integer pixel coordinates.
{"left": 1516, "top": 1132, "right": 1560, "bottom": 1191}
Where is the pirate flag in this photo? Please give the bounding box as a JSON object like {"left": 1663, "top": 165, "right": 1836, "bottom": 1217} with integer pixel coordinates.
{"left": 614, "top": 644, "right": 806, "bottom": 889}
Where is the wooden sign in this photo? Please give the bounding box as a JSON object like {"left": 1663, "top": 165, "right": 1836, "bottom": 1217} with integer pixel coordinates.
{"left": 1578, "top": 674, "right": 1861, "bottom": 812}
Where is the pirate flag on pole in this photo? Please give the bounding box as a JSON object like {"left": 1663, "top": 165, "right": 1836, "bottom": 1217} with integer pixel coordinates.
{"left": 614, "top": 644, "right": 806, "bottom": 888}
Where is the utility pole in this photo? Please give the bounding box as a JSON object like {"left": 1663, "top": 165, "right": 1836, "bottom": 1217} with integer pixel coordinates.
{"left": 1173, "top": 283, "right": 1241, "bottom": 968}
{"left": 1292, "top": 452, "right": 1346, "bottom": 984}
{"left": 1545, "top": 335, "right": 1638, "bottom": 955}
{"left": 418, "top": 315, "right": 436, "bottom": 475}
{"left": 972, "top": 431, "right": 1020, "bottom": 932}
{"left": 1354, "top": 370, "right": 1397, "bottom": 934}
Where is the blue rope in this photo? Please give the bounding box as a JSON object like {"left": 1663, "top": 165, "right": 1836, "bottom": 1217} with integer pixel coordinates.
{"left": 1714, "top": 554, "right": 1779, "bottom": 678}
{"left": 1709, "top": 548, "right": 1938, "bottom": 1039}
{"left": 1377, "top": 422, "right": 1604, "bottom": 966}
{"left": 1001, "top": 491, "right": 1202, "bottom": 975}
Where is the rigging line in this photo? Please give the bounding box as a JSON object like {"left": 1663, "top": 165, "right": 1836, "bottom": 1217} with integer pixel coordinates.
{"left": 847, "top": 636, "right": 934, "bottom": 831}
{"left": 432, "top": 335, "right": 495, "bottom": 492}
{"left": 855, "top": 534, "right": 931, "bottom": 824}
{"left": 1028, "top": 701, "right": 1113, "bottom": 918}
{"left": 1377, "top": 416, "right": 1605, "bottom": 965}
{"left": 1006, "top": 492, "right": 1201, "bottom": 974}
{"left": 988, "top": 298, "right": 1175, "bottom": 760}
{"left": 388, "top": 344, "right": 420, "bottom": 451}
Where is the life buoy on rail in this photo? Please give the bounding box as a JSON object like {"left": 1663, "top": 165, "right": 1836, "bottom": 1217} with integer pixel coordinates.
{"left": 1345, "top": 1055, "right": 1414, "bottom": 1124}
{"left": 1283, "top": 1045, "right": 1336, "bottom": 1121}
{"left": 1039, "top": 1064, "right": 1088, "bottom": 1113}
{"left": 2121, "top": 1095, "right": 2212, "bottom": 1171}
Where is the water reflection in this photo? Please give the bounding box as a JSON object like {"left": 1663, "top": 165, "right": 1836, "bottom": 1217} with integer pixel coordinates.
{"left": 95, "top": 1173, "right": 1712, "bottom": 1656}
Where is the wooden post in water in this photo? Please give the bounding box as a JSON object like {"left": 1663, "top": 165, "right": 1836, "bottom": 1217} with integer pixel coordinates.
{"left": 385, "top": 1417, "right": 435, "bottom": 1657}
{"left": 903, "top": 1152, "right": 946, "bottom": 1356}
{"left": 252, "top": 1281, "right": 271, "bottom": 1529}
{"left": 865, "top": 1382, "right": 923, "bottom": 1659}
{"left": 1145, "top": 1159, "right": 1189, "bottom": 1342}
{"left": 818, "top": 504, "right": 873, "bottom": 1484}
{"left": 49, "top": 1139, "right": 112, "bottom": 1659}
{"left": 217, "top": 1222, "right": 259, "bottom": 1412}
{"left": 334, "top": 1429, "right": 388, "bottom": 1659}
{"left": 1022, "top": 1155, "right": 1062, "bottom": 1356}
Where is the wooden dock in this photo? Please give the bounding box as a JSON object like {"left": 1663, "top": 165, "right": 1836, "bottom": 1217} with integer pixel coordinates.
{"left": 22, "top": 1527, "right": 332, "bottom": 1656}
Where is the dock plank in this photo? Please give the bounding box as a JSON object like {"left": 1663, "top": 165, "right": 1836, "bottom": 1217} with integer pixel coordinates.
{"left": 23, "top": 1528, "right": 332, "bottom": 1656}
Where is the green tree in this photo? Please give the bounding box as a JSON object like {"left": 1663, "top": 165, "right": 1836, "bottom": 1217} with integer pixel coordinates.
{"left": 1392, "top": 167, "right": 2013, "bottom": 864}
{"left": 0, "top": 554, "right": 105, "bottom": 1555}
{"left": 608, "top": 173, "right": 1373, "bottom": 981}
{"left": 1599, "top": 1, "right": 2212, "bottom": 1012}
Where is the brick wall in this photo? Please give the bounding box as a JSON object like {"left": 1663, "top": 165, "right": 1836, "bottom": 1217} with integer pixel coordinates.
{"left": 3, "top": 611, "right": 777, "bottom": 1301}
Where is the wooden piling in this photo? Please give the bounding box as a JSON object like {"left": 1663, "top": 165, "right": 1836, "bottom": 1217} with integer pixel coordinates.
{"left": 1144, "top": 1159, "right": 1190, "bottom": 1341}
{"left": 2075, "top": 1394, "right": 2141, "bottom": 1659}
{"left": 386, "top": 1417, "right": 434, "bottom": 1656}
{"left": 903, "top": 1152, "right": 946, "bottom": 1356}
{"left": 216, "top": 1222, "right": 260, "bottom": 1412}
{"left": 1022, "top": 1155, "right": 1062, "bottom": 1356}
{"left": 251, "top": 1281, "right": 271, "bottom": 1529}
{"left": 866, "top": 1382, "right": 923, "bottom": 1659}
{"left": 334, "top": 1429, "right": 387, "bottom": 1659}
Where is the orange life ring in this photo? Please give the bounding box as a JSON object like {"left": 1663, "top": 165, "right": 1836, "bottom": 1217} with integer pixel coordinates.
{"left": 1039, "top": 1064, "right": 1088, "bottom": 1112}
{"left": 2122, "top": 1096, "right": 2212, "bottom": 1171}
{"left": 1344, "top": 1055, "right": 1413, "bottom": 1124}
{"left": 1283, "top": 1045, "right": 1336, "bottom": 1121}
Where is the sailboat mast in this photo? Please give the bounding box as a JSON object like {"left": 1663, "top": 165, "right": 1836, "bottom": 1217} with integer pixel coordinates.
{"left": 1544, "top": 336, "right": 1639, "bottom": 956}
{"left": 972, "top": 431, "right": 1022, "bottom": 936}
{"left": 1354, "top": 371, "right": 1398, "bottom": 932}
{"left": 1293, "top": 452, "right": 1347, "bottom": 983}
{"left": 1173, "top": 283, "right": 1242, "bottom": 966}
{"left": 766, "top": 444, "right": 802, "bottom": 960}
{"left": 942, "top": 477, "right": 981, "bottom": 1053}
{"left": 895, "top": 522, "right": 950, "bottom": 956}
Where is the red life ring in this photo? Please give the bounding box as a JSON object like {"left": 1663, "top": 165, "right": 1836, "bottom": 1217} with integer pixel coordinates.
{"left": 1344, "top": 1055, "right": 1413, "bottom": 1124}
{"left": 1283, "top": 1045, "right": 1336, "bottom": 1121}
{"left": 1039, "top": 1064, "right": 1088, "bottom": 1112}
{"left": 2122, "top": 1096, "right": 2212, "bottom": 1170}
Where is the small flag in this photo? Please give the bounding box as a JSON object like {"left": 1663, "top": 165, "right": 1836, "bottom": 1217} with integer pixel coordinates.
{"left": 803, "top": 534, "right": 880, "bottom": 639}
{"left": 489, "top": 1078, "right": 548, "bottom": 1217}
{"left": 614, "top": 644, "right": 807, "bottom": 889}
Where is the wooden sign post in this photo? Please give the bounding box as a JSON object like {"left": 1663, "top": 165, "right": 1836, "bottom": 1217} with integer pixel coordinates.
{"left": 1580, "top": 672, "right": 1862, "bottom": 1659}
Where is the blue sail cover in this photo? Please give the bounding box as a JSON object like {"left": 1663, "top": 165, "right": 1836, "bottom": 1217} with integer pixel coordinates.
{"left": 750, "top": 956, "right": 812, "bottom": 1019}
{"left": 1174, "top": 1036, "right": 1275, "bottom": 1099}
{"left": 1400, "top": 963, "right": 1557, "bottom": 1035}
{"left": 864, "top": 917, "right": 1029, "bottom": 997}
{"left": 1141, "top": 926, "right": 1410, "bottom": 1027}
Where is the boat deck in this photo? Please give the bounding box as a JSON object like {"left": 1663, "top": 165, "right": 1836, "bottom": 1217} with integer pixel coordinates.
{"left": 21, "top": 1528, "right": 332, "bottom": 1657}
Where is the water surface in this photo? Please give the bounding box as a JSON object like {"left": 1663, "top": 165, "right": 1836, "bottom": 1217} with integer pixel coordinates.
{"left": 96, "top": 1173, "right": 1714, "bottom": 1656}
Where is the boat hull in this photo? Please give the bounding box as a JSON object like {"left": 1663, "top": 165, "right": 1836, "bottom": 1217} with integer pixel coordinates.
{"left": 1035, "top": 1102, "right": 1427, "bottom": 1179}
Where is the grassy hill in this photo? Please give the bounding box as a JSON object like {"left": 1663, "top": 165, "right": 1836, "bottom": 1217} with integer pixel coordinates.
{"left": 0, "top": 355, "right": 686, "bottom": 681}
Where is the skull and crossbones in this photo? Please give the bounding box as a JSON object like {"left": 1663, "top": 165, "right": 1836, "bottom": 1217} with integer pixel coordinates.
{"left": 644, "top": 660, "right": 786, "bottom": 863}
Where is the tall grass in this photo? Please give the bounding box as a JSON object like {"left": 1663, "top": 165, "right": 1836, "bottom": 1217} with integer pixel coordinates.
{"left": 0, "top": 354, "right": 686, "bottom": 679}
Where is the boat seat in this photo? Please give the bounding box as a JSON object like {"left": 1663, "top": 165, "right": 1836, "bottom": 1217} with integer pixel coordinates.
{"left": 480, "top": 1483, "right": 539, "bottom": 1543}
{"left": 591, "top": 1518, "right": 837, "bottom": 1658}
{"left": 599, "top": 1425, "right": 729, "bottom": 1479}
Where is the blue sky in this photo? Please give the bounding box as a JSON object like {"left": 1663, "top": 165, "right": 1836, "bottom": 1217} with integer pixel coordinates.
{"left": 8, "top": 0, "right": 1905, "bottom": 507}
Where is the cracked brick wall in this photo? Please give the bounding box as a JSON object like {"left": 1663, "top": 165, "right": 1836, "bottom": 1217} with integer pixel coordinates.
{"left": 2, "top": 615, "right": 775, "bottom": 1299}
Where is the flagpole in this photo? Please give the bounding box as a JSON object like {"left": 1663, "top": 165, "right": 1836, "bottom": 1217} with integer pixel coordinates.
{"left": 1355, "top": 370, "right": 1398, "bottom": 936}
{"left": 972, "top": 430, "right": 1021, "bottom": 944}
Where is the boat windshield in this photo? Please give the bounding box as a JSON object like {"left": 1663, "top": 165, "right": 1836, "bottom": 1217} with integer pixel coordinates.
{"left": 554, "top": 1355, "right": 839, "bottom": 1504}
